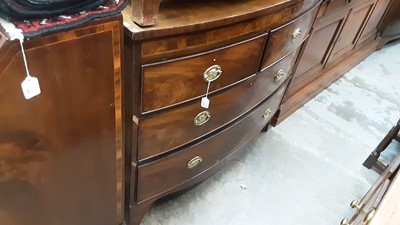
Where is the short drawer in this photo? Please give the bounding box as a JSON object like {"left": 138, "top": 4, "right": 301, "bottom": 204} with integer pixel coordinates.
{"left": 141, "top": 35, "right": 266, "bottom": 113}
{"left": 261, "top": 4, "right": 319, "bottom": 69}
{"left": 138, "top": 53, "right": 295, "bottom": 160}
{"left": 136, "top": 85, "right": 287, "bottom": 202}
{"left": 260, "top": 49, "right": 299, "bottom": 85}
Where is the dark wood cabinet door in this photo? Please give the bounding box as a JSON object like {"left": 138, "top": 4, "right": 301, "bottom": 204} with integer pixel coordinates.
{"left": 291, "top": 9, "right": 348, "bottom": 88}
{"left": 379, "top": 0, "right": 400, "bottom": 41}
{"left": 0, "top": 18, "right": 124, "bottom": 225}
{"left": 358, "top": 0, "right": 391, "bottom": 45}
{"left": 329, "top": 0, "right": 376, "bottom": 63}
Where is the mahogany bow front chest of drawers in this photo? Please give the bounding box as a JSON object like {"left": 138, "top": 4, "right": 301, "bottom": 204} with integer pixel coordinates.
{"left": 122, "top": 0, "right": 321, "bottom": 224}
{"left": 1, "top": 0, "right": 398, "bottom": 224}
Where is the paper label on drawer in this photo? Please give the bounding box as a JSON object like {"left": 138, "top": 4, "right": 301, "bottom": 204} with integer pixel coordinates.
{"left": 18, "top": 39, "right": 41, "bottom": 100}
{"left": 21, "top": 75, "right": 41, "bottom": 99}
{"left": 201, "top": 97, "right": 210, "bottom": 109}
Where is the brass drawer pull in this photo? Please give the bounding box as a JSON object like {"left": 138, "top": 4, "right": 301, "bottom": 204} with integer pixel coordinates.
{"left": 187, "top": 156, "right": 203, "bottom": 169}
{"left": 292, "top": 27, "right": 302, "bottom": 40}
{"left": 203, "top": 65, "right": 223, "bottom": 82}
{"left": 350, "top": 200, "right": 364, "bottom": 212}
{"left": 363, "top": 208, "right": 376, "bottom": 225}
{"left": 194, "top": 111, "right": 211, "bottom": 126}
{"left": 340, "top": 219, "right": 351, "bottom": 225}
{"left": 341, "top": 200, "right": 376, "bottom": 225}
{"left": 274, "top": 70, "right": 285, "bottom": 82}
{"left": 263, "top": 108, "right": 272, "bottom": 120}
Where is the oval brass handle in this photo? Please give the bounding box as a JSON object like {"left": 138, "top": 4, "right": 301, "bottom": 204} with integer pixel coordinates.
{"left": 363, "top": 208, "right": 376, "bottom": 225}
{"left": 350, "top": 200, "right": 365, "bottom": 213}
{"left": 274, "top": 70, "right": 285, "bottom": 82}
{"left": 340, "top": 219, "right": 351, "bottom": 225}
{"left": 263, "top": 109, "right": 272, "bottom": 120}
{"left": 203, "top": 65, "right": 223, "bottom": 82}
{"left": 187, "top": 156, "right": 203, "bottom": 169}
{"left": 194, "top": 111, "right": 211, "bottom": 126}
{"left": 292, "top": 27, "right": 303, "bottom": 40}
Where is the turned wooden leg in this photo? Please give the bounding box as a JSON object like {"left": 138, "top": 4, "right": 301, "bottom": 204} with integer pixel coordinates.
{"left": 130, "top": 0, "right": 161, "bottom": 27}
{"left": 129, "top": 201, "right": 154, "bottom": 225}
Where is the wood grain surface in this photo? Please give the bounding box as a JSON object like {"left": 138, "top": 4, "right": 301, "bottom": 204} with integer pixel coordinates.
{"left": 262, "top": 3, "right": 319, "bottom": 69}
{"left": 136, "top": 84, "right": 287, "bottom": 202}
{"left": 123, "top": 0, "right": 320, "bottom": 40}
{"left": 138, "top": 51, "right": 296, "bottom": 161}
{"left": 141, "top": 35, "right": 266, "bottom": 113}
{"left": 0, "top": 17, "right": 124, "bottom": 225}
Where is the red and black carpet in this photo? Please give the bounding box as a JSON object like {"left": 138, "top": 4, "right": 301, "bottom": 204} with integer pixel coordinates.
{"left": 0, "top": 0, "right": 128, "bottom": 38}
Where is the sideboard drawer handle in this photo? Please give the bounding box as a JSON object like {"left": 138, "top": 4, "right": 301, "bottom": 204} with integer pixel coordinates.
{"left": 263, "top": 109, "right": 272, "bottom": 120}
{"left": 203, "top": 65, "right": 223, "bottom": 82}
{"left": 292, "top": 27, "right": 302, "bottom": 40}
{"left": 194, "top": 111, "right": 211, "bottom": 126}
{"left": 187, "top": 156, "right": 203, "bottom": 169}
{"left": 363, "top": 208, "right": 376, "bottom": 225}
{"left": 350, "top": 200, "right": 363, "bottom": 212}
{"left": 274, "top": 69, "right": 285, "bottom": 82}
{"left": 340, "top": 219, "right": 351, "bottom": 225}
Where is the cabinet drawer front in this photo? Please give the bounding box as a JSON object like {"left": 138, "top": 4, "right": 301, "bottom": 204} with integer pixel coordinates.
{"left": 138, "top": 0, "right": 321, "bottom": 62}
{"left": 141, "top": 35, "right": 266, "bottom": 113}
{"left": 261, "top": 49, "right": 299, "bottom": 86}
{"left": 138, "top": 53, "right": 295, "bottom": 160}
{"left": 136, "top": 85, "right": 286, "bottom": 202}
{"left": 262, "top": 4, "right": 319, "bottom": 69}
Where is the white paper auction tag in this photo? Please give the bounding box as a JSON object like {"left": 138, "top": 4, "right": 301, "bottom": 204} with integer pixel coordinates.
{"left": 21, "top": 75, "right": 41, "bottom": 99}
{"left": 201, "top": 97, "right": 210, "bottom": 109}
{"left": 18, "top": 39, "right": 41, "bottom": 100}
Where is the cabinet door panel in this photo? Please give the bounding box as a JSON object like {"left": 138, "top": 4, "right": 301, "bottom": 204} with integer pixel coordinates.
{"left": 329, "top": 0, "right": 376, "bottom": 62}
{"left": 358, "top": 0, "right": 391, "bottom": 44}
{"left": 295, "top": 20, "right": 341, "bottom": 77}
{"left": 291, "top": 11, "right": 347, "bottom": 89}
{"left": 380, "top": 0, "right": 400, "bottom": 38}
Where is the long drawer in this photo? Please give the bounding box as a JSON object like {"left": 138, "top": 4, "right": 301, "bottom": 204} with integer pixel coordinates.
{"left": 261, "top": 3, "right": 319, "bottom": 69}
{"left": 141, "top": 35, "right": 266, "bottom": 113}
{"left": 136, "top": 84, "right": 287, "bottom": 202}
{"left": 137, "top": 51, "right": 296, "bottom": 161}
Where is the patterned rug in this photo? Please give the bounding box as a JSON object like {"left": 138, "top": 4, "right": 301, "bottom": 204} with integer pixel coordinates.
{"left": 0, "top": 0, "right": 127, "bottom": 38}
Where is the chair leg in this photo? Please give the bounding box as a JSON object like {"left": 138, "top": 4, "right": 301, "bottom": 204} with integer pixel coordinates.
{"left": 130, "top": 0, "right": 161, "bottom": 27}
{"left": 363, "top": 118, "right": 400, "bottom": 172}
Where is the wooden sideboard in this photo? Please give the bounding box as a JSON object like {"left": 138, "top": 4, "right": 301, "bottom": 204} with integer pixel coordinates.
{"left": 0, "top": 17, "right": 124, "bottom": 225}
{"left": 122, "top": 0, "right": 321, "bottom": 224}
{"left": 273, "top": 0, "right": 394, "bottom": 124}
